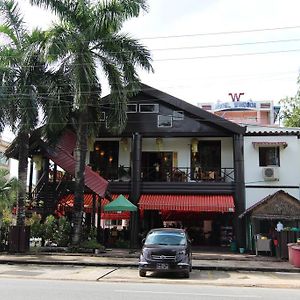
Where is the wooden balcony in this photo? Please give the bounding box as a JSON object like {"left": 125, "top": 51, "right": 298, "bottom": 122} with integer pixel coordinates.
{"left": 103, "top": 166, "right": 234, "bottom": 183}
{"left": 108, "top": 166, "right": 235, "bottom": 195}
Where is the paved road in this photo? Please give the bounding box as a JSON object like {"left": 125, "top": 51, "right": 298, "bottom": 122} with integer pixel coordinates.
{"left": 0, "top": 279, "right": 299, "bottom": 300}
{"left": 0, "top": 264, "right": 299, "bottom": 289}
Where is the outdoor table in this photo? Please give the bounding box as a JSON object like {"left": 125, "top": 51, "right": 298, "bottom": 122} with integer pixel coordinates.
{"left": 255, "top": 239, "right": 272, "bottom": 256}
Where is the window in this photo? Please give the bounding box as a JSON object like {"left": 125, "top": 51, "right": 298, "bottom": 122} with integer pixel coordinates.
{"left": 127, "top": 104, "right": 137, "bottom": 113}
{"left": 259, "top": 147, "right": 280, "bottom": 166}
{"left": 91, "top": 141, "right": 119, "bottom": 179}
{"left": 139, "top": 104, "right": 159, "bottom": 113}
{"left": 173, "top": 111, "right": 184, "bottom": 120}
{"left": 157, "top": 115, "right": 172, "bottom": 127}
{"left": 191, "top": 141, "right": 221, "bottom": 180}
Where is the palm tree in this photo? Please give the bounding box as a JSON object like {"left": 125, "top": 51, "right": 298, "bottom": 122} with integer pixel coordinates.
{"left": 30, "top": 0, "right": 153, "bottom": 245}
{"left": 0, "top": 0, "right": 48, "bottom": 226}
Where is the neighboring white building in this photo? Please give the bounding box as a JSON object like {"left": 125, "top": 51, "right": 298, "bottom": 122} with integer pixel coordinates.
{"left": 244, "top": 124, "right": 300, "bottom": 208}
{"left": 198, "top": 98, "right": 280, "bottom": 126}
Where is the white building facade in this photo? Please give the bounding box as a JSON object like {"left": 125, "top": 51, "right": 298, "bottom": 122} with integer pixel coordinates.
{"left": 244, "top": 125, "right": 300, "bottom": 208}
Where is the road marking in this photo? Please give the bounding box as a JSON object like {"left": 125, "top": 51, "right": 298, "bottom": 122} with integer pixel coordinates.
{"left": 115, "top": 289, "right": 261, "bottom": 298}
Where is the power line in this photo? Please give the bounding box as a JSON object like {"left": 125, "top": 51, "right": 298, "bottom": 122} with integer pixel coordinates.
{"left": 151, "top": 38, "right": 300, "bottom": 52}
{"left": 2, "top": 37, "right": 300, "bottom": 58}
{"left": 155, "top": 48, "right": 300, "bottom": 62}
{"left": 139, "top": 25, "right": 300, "bottom": 40}
{"left": 2, "top": 46, "right": 300, "bottom": 69}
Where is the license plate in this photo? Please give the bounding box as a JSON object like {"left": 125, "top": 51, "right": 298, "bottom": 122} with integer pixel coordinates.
{"left": 157, "top": 263, "right": 168, "bottom": 270}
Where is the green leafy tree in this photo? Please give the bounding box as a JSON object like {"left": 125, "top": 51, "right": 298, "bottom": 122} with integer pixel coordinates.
{"left": 0, "top": 169, "right": 18, "bottom": 216}
{"left": 280, "top": 92, "right": 300, "bottom": 127}
{"left": 30, "top": 0, "right": 153, "bottom": 245}
{"left": 0, "top": 0, "right": 48, "bottom": 227}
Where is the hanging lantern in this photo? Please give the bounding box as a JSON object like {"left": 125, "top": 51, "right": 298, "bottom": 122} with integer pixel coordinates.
{"left": 87, "top": 137, "right": 95, "bottom": 152}
{"left": 156, "top": 137, "right": 163, "bottom": 150}
{"left": 191, "top": 138, "right": 198, "bottom": 153}
{"left": 32, "top": 155, "right": 42, "bottom": 171}
{"left": 120, "top": 137, "right": 128, "bottom": 151}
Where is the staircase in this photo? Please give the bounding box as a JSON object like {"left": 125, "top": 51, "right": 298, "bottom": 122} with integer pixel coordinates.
{"left": 30, "top": 130, "right": 108, "bottom": 216}
{"left": 45, "top": 130, "right": 108, "bottom": 197}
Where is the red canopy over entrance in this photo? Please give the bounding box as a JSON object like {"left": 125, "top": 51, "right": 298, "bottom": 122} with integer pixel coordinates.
{"left": 138, "top": 194, "right": 235, "bottom": 213}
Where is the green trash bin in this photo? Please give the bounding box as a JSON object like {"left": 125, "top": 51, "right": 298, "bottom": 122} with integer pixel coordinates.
{"left": 230, "top": 241, "right": 237, "bottom": 252}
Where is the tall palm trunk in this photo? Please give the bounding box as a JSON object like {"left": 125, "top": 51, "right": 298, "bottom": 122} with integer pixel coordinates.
{"left": 16, "top": 130, "right": 29, "bottom": 226}
{"left": 72, "top": 112, "right": 88, "bottom": 245}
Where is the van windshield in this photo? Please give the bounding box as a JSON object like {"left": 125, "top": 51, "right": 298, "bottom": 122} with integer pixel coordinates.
{"left": 145, "top": 231, "right": 187, "bottom": 246}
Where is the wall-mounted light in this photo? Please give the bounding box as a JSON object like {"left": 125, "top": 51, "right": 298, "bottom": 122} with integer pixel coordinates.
{"left": 108, "top": 156, "right": 113, "bottom": 163}
{"left": 32, "top": 155, "right": 43, "bottom": 171}
{"left": 191, "top": 138, "right": 198, "bottom": 153}
{"left": 120, "top": 137, "right": 128, "bottom": 151}
{"left": 100, "top": 150, "right": 105, "bottom": 157}
{"left": 156, "top": 137, "right": 163, "bottom": 150}
{"left": 95, "top": 145, "right": 100, "bottom": 151}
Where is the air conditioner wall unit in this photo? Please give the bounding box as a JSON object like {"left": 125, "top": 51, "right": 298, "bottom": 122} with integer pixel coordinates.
{"left": 262, "top": 166, "right": 279, "bottom": 181}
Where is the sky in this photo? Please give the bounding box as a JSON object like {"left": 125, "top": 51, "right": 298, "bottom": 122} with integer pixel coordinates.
{"left": 3, "top": 0, "right": 300, "bottom": 140}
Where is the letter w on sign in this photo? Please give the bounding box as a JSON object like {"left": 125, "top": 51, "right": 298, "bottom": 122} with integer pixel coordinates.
{"left": 228, "top": 92, "right": 244, "bottom": 102}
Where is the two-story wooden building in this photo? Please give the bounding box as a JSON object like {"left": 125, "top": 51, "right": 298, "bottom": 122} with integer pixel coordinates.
{"left": 10, "top": 84, "right": 247, "bottom": 248}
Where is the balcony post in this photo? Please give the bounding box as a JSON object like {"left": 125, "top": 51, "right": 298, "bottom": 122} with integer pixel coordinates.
{"left": 28, "top": 159, "right": 34, "bottom": 201}
{"left": 130, "top": 132, "right": 142, "bottom": 249}
{"left": 233, "top": 133, "right": 246, "bottom": 248}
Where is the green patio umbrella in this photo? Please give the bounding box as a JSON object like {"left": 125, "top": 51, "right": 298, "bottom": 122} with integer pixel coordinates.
{"left": 104, "top": 194, "right": 137, "bottom": 212}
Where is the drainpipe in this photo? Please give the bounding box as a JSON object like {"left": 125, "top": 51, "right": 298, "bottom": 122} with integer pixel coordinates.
{"left": 130, "top": 132, "right": 142, "bottom": 249}
{"left": 233, "top": 133, "right": 246, "bottom": 249}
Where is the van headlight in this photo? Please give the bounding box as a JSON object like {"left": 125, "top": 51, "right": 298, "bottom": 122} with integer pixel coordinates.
{"left": 177, "top": 249, "right": 186, "bottom": 259}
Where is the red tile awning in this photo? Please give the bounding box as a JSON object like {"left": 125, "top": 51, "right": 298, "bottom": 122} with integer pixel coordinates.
{"left": 57, "top": 194, "right": 130, "bottom": 219}
{"left": 252, "top": 141, "right": 288, "bottom": 149}
{"left": 138, "top": 194, "right": 235, "bottom": 213}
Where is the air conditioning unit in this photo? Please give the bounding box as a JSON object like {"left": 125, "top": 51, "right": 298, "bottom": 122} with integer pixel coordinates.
{"left": 262, "top": 167, "right": 279, "bottom": 181}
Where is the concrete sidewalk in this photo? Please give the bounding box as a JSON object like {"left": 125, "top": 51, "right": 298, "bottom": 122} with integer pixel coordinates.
{"left": 0, "top": 248, "right": 299, "bottom": 273}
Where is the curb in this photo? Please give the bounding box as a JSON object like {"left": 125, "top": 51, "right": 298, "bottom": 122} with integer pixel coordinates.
{"left": 0, "top": 259, "right": 299, "bottom": 273}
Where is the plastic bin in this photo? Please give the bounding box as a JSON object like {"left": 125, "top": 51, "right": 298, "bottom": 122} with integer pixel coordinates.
{"left": 230, "top": 241, "right": 237, "bottom": 252}
{"left": 287, "top": 243, "right": 296, "bottom": 265}
{"left": 291, "top": 245, "right": 300, "bottom": 268}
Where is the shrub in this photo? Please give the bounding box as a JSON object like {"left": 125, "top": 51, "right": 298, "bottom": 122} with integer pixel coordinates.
{"left": 53, "top": 217, "right": 71, "bottom": 247}
{"left": 80, "top": 239, "right": 103, "bottom": 250}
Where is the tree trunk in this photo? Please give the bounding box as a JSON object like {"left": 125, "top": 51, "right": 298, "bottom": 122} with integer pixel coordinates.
{"left": 71, "top": 112, "right": 88, "bottom": 245}
{"left": 16, "top": 130, "right": 29, "bottom": 226}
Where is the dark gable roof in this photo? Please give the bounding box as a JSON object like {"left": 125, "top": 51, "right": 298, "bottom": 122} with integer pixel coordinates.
{"left": 139, "top": 83, "right": 245, "bottom": 135}
{"left": 239, "top": 190, "right": 300, "bottom": 219}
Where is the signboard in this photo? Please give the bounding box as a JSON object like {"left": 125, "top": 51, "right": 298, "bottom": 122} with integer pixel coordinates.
{"left": 214, "top": 101, "right": 257, "bottom": 111}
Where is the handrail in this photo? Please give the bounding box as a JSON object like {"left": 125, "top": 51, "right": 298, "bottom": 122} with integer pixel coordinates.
{"left": 30, "top": 170, "right": 48, "bottom": 200}
{"left": 98, "top": 165, "right": 235, "bottom": 183}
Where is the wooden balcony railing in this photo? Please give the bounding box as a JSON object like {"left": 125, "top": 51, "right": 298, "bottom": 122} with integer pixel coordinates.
{"left": 98, "top": 166, "right": 234, "bottom": 183}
